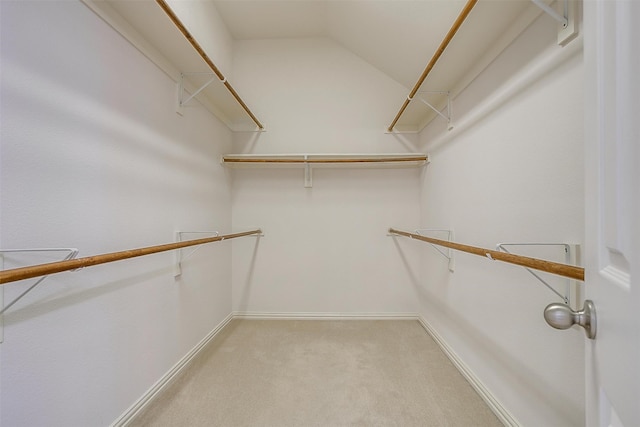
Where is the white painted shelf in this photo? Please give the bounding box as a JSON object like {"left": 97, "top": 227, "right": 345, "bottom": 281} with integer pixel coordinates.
{"left": 390, "top": 1, "right": 544, "bottom": 133}
{"left": 222, "top": 153, "right": 428, "bottom": 168}
{"left": 222, "top": 154, "right": 428, "bottom": 187}
{"left": 82, "top": 0, "right": 262, "bottom": 131}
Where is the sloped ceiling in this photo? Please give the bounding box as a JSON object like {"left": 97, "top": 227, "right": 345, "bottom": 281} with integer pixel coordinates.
{"left": 95, "top": 0, "right": 542, "bottom": 130}
{"left": 213, "top": 0, "right": 534, "bottom": 90}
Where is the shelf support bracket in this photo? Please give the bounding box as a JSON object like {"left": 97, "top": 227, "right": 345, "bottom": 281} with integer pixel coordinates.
{"left": 531, "top": 0, "right": 578, "bottom": 46}
{"left": 304, "top": 155, "right": 313, "bottom": 188}
{"left": 496, "top": 243, "right": 580, "bottom": 306}
{"left": 174, "top": 231, "right": 219, "bottom": 278}
{"left": 174, "top": 229, "right": 263, "bottom": 277}
{"left": 1, "top": 248, "right": 79, "bottom": 343}
{"left": 532, "top": 0, "right": 568, "bottom": 27}
{"left": 416, "top": 91, "right": 453, "bottom": 131}
{"left": 177, "top": 72, "right": 219, "bottom": 111}
{"left": 415, "top": 229, "right": 455, "bottom": 272}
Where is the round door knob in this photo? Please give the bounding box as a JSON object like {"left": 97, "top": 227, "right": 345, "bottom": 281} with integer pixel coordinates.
{"left": 544, "top": 300, "right": 596, "bottom": 339}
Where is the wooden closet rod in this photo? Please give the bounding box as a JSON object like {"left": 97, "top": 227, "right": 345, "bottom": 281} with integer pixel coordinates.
{"left": 223, "top": 156, "right": 428, "bottom": 164}
{"left": 387, "top": 0, "right": 478, "bottom": 132}
{"left": 155, "top": 0, "right": 264, "bottom": 130}
{"left": 0, "top": 229, "right": 262, "bottom": 285}
{"left": 389, "top": 228, "right": 584, "bottom": 281}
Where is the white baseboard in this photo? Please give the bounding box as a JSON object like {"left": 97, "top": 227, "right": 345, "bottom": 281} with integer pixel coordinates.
{"left": 415, "top": 315, "right": 520, "bottom": 427}
{"left": 112, "top": 312, "right": 517, "bottom": 427}
{"left": 232, "top": 311, "right": 420, "bottom": 320}
{"left": 110, "top": 313, "right": 234, "bottom": 427}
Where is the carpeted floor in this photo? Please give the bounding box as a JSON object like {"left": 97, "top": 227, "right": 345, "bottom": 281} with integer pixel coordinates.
{"left": 130, "top": 319, "right": 502, "bottom": 426}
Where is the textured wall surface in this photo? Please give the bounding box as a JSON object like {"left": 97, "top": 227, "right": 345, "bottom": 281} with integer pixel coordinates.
{"left": 1, "top": 2, "right": 232, "bottom": 425}
{"left": 230, "top": 38, "right": 424, "bottom": 315}
{"left": 416, "top": 13, "right": 585, "bottom": 427}
{"left": 0, "top": 2, "right": 587, "bottom": 426}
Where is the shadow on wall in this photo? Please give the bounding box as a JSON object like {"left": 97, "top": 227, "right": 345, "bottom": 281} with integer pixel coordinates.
{"left": 390, "top": 236, "right": 422, "bottom": 291}
{"left": 231, "top": 130, "right": 263, "bottom": 154}
{"left": 2, "top": 266, "right": 172, "bottom": 326}
{"left": 235, "top": 236, "right": 262, "bottom": 313}
{"left": 390, "top": 132, "right": 421, "bottom": 153}
{"left": 389, "top": 236, "right": 582, "bottom": 425}
{"left": 421, "top": 39, "right": 582, "bottom": 155}
{"left": 3, "top": 60, "right": 219, "bottom": 177}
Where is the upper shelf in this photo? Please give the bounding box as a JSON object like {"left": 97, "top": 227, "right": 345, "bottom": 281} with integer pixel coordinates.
{"left": 82, "top": 0, "right": 263, "bottom": 132}
{"left": 222, "top": 153, "right": 428, "bottom": 169}
{"left": 389, "top": 0, "right": 544, "bottom": 133}
{"left": 222, "top": 153, "right": 428, "bottom": 187}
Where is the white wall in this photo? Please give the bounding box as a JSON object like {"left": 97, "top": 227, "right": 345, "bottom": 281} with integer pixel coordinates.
{"left": 0, "top": 1, "right": 232, "bottom": 425}
{"left": 416, "top": 13, "right": 585, "bottom": 427}
{"left": 230, "top": 38, "right": 424, "bottom": 315}
{"left": 0, "top": 2, "right": 588, "bottom": 426}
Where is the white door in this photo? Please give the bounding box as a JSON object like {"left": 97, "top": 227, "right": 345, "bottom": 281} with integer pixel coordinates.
{"left": 584, "top": 1, "right": 640, "bottom": 426}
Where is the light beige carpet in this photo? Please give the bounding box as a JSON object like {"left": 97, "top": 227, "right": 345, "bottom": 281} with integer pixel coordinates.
{"left": 131, "top": 319, "right": 502, "bottom": 426}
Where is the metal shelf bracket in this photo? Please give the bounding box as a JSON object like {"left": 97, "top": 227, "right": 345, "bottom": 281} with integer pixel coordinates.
{"left": 174, "top": 230, "right": 264, "bottom": 277}
{"left": 416, "top": 91, "right": 453, "bottom": 131}
{"left": 532, "top": 0, "right": 568, "bottom": 27}
{"left": 1, "top": 248, "right": 79, "bottom": 342}
{"left": 415, "top": 229, "right": 455, "bottom": 272}
{"left": 304, "top": 155, "right": 313, "bottom": 188}
{"left": 496, "top": 242, "right": 580, "bottom": 306}
{"left": 174, "top": 231, "right": 218, "bottom": 278}
{"left": 177, "top": 72, "right": 218, "bottom": 111}
{"left": 531, "top": 0, "right": 578, "bottom": 46}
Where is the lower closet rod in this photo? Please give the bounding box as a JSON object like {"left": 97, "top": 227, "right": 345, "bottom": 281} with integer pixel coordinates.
{"left": 389, "top": 228, "right": 584, "bottom": 281}
{"left": 0, "top": 229, "right": 262, "bottom": 285}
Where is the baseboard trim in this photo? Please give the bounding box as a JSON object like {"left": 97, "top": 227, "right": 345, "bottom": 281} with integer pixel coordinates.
{"left": 416, "top": 316, "right": 520, "bottom": 427}
{"left": 232, "top": 311, "right": 420, "bottom": 320}
{"left": 110, "top": 313, "right": 234, "bottom": 427}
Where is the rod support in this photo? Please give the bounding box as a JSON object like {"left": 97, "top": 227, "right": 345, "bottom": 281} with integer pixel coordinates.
{"left": 531, "top": 0, "right": 568, "bottom": 27}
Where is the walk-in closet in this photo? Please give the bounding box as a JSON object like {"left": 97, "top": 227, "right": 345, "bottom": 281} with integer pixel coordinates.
{"left": 1, "top": 0, "right": 639, "bottom": 426}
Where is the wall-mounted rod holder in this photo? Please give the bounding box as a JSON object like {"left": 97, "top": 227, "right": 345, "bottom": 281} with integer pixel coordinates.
{"left": 178, "top": 72, "right": 218, "bottom": 108}
{"left": 1, "top": 248, "right": 79, "bottom": 343}
{"left": 496, "top": 243, "right": 577, "bottom": 305}
{"left": 544, "top": 300, "right": 596, "bottom": 339}
{"left": 304, "top": 155, "right": 312, "bottom": 188}
{"left": 174, "top": 231, "right": 219, "bottom": 278}
{"left": 531, "top": 0, "right": 568, "bottom": 27}
{"left": 415, "top": 229, "right": 455, "bottom": 272}
{"left": 531, "top": 0, "right": 578, "bottom": 46}
{"left": 416, "top": 91, "right": 453, "bottom": 131}
{"left": 0, "top": 248, "right": 79, "bottom": 316}
{"left": 174, "top": 230, "right": 265, "bottom": 277}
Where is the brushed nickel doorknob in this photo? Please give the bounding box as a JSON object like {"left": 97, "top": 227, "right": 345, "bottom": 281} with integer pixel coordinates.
{"left": 544, "top": 300, "right": 596, "bottom": 339}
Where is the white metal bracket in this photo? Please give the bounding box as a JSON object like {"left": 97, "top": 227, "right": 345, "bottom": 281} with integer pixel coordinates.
{"left": 532, "top": 0, "right": 567, "bottom": 27}
{"left": 416, "top": 91, "right": 453, "bottom": 131}
{"left": 496, "top": 243, "right": 580, "bottom": 306}
{"left": 174, "top": 231, "right": 219, "bottom": 278}
{"left": 304, "top": 155, "right": 313, "bottom": 188}
{"left": 415, "top": 229, "right": 455, "bottom": 272}
{"left": 531, "top": 0, "right": 578, "bottom": 46}
{"left": 174, "top": 230, "right": 264, "bottom": 277}
{"left": 177, "top": 72, "right": 219, "bottom": 113}
{"left": 1, "top": 248, "right": 79, "bottom": 343}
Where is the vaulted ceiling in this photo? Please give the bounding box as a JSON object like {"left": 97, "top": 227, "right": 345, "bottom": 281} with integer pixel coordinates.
{"left": 212, "top": 0, "right": 535, "bottom": 90}
{"left": 93, "top": 0, "right": 546, "bottom": 130}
